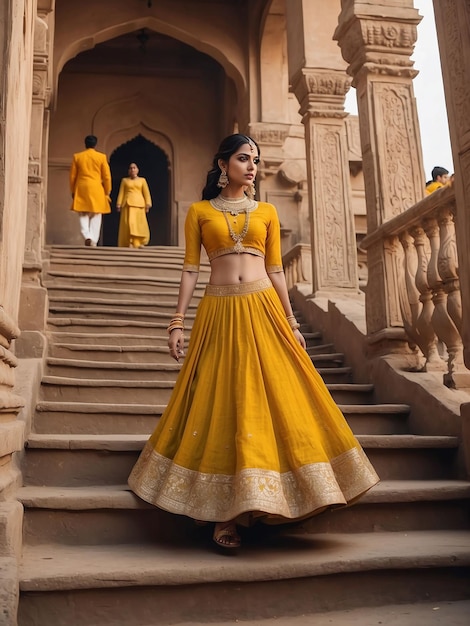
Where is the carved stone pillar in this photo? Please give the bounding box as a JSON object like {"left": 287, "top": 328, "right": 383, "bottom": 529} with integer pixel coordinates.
{"left": 284, "top": 0, "right": 359, "bottom": 296}
{"left": 19, "top": 6, "right": 53, "bottom": 350}
{"left": 290, "top": 68, "right": 359, "bottom": 295}
{"left": 432, "top": 0, "right": 470, "bottom": 370}
{"left": 334, "top": 1, "right": 424, "bottom": 349}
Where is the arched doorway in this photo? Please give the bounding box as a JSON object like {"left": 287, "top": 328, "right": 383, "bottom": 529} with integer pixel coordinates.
{"left": 104, "top": 134, "right": 170, "bottom": 246}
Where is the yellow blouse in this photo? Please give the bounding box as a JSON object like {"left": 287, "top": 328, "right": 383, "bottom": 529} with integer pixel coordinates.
{"left": 183, "top": 200, "right": 283, "bottom": 273}
{"left": 117, "top": 177, "right": 152, "bottom": 208}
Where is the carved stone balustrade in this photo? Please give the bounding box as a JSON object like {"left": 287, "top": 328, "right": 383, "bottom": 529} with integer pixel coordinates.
{"left": 283, "top": 243, "right": 312, "bottom": 291}
{"left": 361, "top": 183, "right": 469, "bottom": 389}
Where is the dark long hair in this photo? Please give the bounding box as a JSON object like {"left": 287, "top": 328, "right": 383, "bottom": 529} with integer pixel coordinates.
{"left": 201, "top": 133, "right": 260, "bottom": 200}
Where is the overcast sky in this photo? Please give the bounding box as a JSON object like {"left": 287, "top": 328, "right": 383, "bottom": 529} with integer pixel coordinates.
{"left": 344, "top": 0, "right": 453, "bottom": 181}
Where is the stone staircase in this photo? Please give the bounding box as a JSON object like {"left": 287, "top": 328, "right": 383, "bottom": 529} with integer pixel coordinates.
{"left": 17, "top": 246, "right": 470, "bottom": 625}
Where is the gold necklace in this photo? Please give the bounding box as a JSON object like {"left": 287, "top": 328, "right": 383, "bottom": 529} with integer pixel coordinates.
{"left": 209, "top": 194, "right": 257, "bottom": 216}
{"left": 209, "top": 194, "right": 257, "bottom": 253}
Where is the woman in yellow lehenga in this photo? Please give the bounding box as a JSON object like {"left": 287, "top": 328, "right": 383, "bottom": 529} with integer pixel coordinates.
{"left": 128, "top": 134, "right": 379, "bottom": 550}
{"left": 116, "top": 163, "right": 152, "bottom": 248}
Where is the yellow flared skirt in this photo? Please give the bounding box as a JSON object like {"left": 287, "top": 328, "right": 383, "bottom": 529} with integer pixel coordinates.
{"left": 128, "top": 278, "right": 379, "bottom": 523}
{"left": 118, "top": 204, "right": 150, "bottom": 247}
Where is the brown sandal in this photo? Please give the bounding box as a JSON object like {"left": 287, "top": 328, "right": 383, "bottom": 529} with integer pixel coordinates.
{"left": 213, "top": 522, "right": 241, "bottom": 550}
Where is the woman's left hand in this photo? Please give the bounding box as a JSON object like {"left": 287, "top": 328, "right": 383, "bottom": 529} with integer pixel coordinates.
{"left": 293, "top": 329, "right": 306, "bottom": 350}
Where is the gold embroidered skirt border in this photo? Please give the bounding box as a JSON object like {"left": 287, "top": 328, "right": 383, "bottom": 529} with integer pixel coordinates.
{"left": 129, "top": 444, "right": 378, "bottom": 523}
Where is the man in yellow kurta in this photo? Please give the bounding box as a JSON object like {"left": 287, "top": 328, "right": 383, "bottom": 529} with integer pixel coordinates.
{"left": 70, "top": 135, "right": 112, "bottom": 246}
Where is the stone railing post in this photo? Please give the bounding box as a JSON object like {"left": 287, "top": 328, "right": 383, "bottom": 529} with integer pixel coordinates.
{"left": 409, "top": 226, "right": 443, "bottom": 370}
{"left": 334, "top": 0, "right": 424, "bottom": 354}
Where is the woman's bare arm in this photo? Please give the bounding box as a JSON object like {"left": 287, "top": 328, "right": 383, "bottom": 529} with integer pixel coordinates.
{"left": 168, "top": 270, "right": 199, "bottom": 360}
{"left": 268, "top": 271, "right": 306, "bottom": 349}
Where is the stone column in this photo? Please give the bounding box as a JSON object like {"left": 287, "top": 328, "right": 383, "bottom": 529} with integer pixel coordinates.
{"left": 285, "top": 0, "right": 359, "bottom": 296}
{"left": 19, "top": 4, "right": 54, "bottom": 353}
{"left": 432, "top": 0, "right": 470, "bottom": 369}
{"left": 334, "top": 0, "right": 424, "bottom": 350}
{"left": 433, "top": 0, "right": 470, "bottom": 475}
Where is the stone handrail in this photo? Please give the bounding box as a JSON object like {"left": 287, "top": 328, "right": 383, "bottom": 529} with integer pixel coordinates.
{"left": 361, "top": 183, "right": 469, "bottom": 389}
{"left": 283, "top": 243, "right": 312, "bottom": 290}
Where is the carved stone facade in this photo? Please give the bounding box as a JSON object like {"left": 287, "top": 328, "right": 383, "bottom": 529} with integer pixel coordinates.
{"left": 1, "top": 0, "right": 470, "bottom": 622}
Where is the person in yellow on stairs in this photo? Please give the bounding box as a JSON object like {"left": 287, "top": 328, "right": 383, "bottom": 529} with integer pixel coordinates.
{"left": 128, "top": 133, "right": 380, "bottom": 551}
{"left": 116, "top": 162, "right": 152, "bottom": 248}
{"left": 69, "top": 134, "right": 112, "bottom": 247}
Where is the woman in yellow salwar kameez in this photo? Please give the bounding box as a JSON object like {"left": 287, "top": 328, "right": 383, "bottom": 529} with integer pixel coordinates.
{"left": 128, "top": 134, "right": 379, "bottom": 550}
{"left": 116, "top": 163, "right": 152, "bottom": 248}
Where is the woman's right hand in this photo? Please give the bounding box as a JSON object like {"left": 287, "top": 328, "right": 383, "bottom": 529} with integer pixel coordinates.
{"left": 168, "top": 329, "right": 185, "bottom": 361}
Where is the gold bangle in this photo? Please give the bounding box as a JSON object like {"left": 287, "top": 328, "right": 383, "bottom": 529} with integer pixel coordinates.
{"left": 167, "top": 322, "right": 184, "bottom": 335}
{"left": 286, "top": 315, "right": 299, "bottom": 330}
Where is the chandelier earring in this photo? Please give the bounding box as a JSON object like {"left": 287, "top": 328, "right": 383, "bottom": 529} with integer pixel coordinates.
{"left": 217, "top": 169, "right": 229, "bottom": 188}
{"left": 246, "top": 179, "right": 256, "bottom": 199}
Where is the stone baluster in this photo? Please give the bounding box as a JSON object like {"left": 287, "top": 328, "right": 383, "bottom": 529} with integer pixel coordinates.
{"left": 423, "top": 217, "right": 464, "bottom": 386}
{"left": 398, "top": 231, "right": 425, "bottom": 366}
{"left": 410, "top": 226, "right": 444, "bottom": 371}
{"left": 437, "top": 206, "right": 462, "bottom": 333}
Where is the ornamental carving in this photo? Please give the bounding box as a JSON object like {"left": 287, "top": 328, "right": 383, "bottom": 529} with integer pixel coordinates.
{"left": 307, "top": 74, "right": 351, "bottom": 97}
{"left": 375, "top": 84, "right": 416, "bottom": 219}
{"left": 32, "top": 71, "right": 46, "bottom": 97}
{"left": 249, "top": 129, "right": 289, "bottom": 146}
{"left": 362, "top": 22, "right": 417, "bottom": 49}
{"left": 316, "top": 127, "right": 349, "bottom": 285}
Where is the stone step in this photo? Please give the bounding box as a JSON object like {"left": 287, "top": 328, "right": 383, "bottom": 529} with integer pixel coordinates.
{"left": 43, "top": 357, "right": 181, "bottom": 380}
{"left": 47, "top": 304, "right": 191, "bottom": 323}
{"left": 33, "top": 403, "right": 164, "bottom": 435}
{"left": 306, "top": 342, "right": 335, "bottom": 355}
{"left": 48, "top": 342, "right": 171, "bottom": 361}
{"left": 47, "top": 332, "right": 170, "bottom": 347}
{"left": 47, "top": 317, "right": 170, "bottom": 336}
{"left": 315, "top": 366, "right": 352, "bottom": 383}
{"left": 48, "top": 244, "right": 186, "bottom": 256}
{"left": 18, "top": 481, "right": 470, "bottom": 546}
{"left": 48, "top": 258, "right": 186, "bottom": 278}
{"left": 43, "top": 283, "right": 203, "bottom": 302}
{"left": 128, "top": 601, "right": 470, "bottom": 626}
{"left": 47, "top": 295, "right": 199, "bottom": 313}
{"left": 33, "top": 394, "right": 410, "bottom": 436}
{"left": 22, "top": 434, "right": 460, "bottom": 487}
{"left": 17, "top": 531, "right": 470, "bottom": 626}
{"left": 309, "top": 352, "right": 345, "bottom": 367}
{"left": 45, "top": 270, "right": 185, "bottom": 292}
{"left": 327, "top": 383, "right": 375, "bottom": 403}
{"left": 38, "top": 377, "right": 175, "bottom": 404}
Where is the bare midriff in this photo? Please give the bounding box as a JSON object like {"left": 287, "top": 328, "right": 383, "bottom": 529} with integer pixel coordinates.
{"left": 209, "top": 253, "right": 268, "bottom": 285}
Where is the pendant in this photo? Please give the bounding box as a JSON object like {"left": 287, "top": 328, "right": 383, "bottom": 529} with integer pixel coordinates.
{"left": 234, "top": 241, "right": 244, "bottom": 253}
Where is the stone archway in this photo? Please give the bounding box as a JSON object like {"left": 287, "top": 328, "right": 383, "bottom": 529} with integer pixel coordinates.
{"left": 105, "top": 134, "right": 170, "bottom": 246}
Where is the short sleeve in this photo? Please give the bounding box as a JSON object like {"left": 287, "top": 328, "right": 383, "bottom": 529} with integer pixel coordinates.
{"left": 265, "top": 203, "right": 283, "bottom": 273}
{"left": 183, "top": 203, "right": 201, "bottom": 271}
